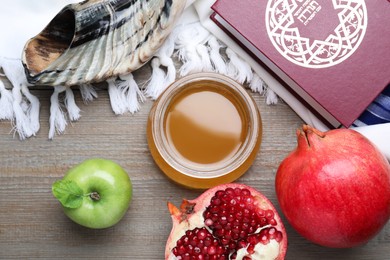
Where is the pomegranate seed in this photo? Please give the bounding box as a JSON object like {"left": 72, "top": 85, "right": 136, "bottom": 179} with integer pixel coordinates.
{"left": 194, "top": 247, "right": 201, "bottom": 254}
{"left": 241, "top": 188, "right": 250, "bottom": 196}
{"left": 176, "top": 239, "right": 183, "bottom": 247}
{"left": 232, "top": 225, "right": 240, "bottom": 233}
{"left": 214, "top": 225, "right": 223, "bottom": 232}
{"left": 220, "top": 216, "right": 228, "bottom": 225}
{"left": 237, "top": 240, "right": 247, "bottom": 249}
{"left": 210, "top": 206, "right": 219, "bottom": 214}
{"left": 216, "top": 245, "right": 225, "bottom": 254}
{"left": 213, "top": 198, "right": 221, "bottom": 205}
{"left": 247, "top": 244, "right": 255, "bottom": 254}
{"left": 245, "top": 196, "right": 253, "bottom": 204}
{"left": 235, "top": 213, "right": 242, "bottom": 221}
{"left": 229, "top": 241, "right": 236, "bottom": 250}
{"left": 197, "top": 229, "right": 208, "bottom": 240}
{"left": 230, "top": 198, "right": 237, "bottom": 206}
{"left": 269, "top": 218, "right": 277, "bottom": 226}
{"left": 221, "top": 238, "right": 229, "bottom": 246}
{"left": 178, "top": 245, "right": 186, "bottom": 254}
{"left": 248, "top": 235, "right": 257, "bottom": 245}
{"left": 208, "top": 245, "right": 216, "bottom": 255}
{"left": 276, "top": 231, "right": 283, "bottom": 242}
{"left": 261, "top": 235, "right": 270, "bottom": 244}
{"left": 266, "top": 210, "right": 274, "bottom": 219}
{"left": 215, "top": 228, "right": 224, "bottom": 237}
{"left": 250, "top": 219, "right": 257, "bottom": 227}
{"left": 216, "top": 190, "right": 224, "bottom": 197}
{"left": 232, "top": 232, "right": 240, "bottom": 240}
{"left": 225, "top": 187, "right": 234, "bottom": 195}
{"left": 204, "top": 218, "right": 214, "bottom": 226}
{"left": 257, "top": 209, "right": 265, "bottom": 217}
{"left": 224, "top": 230, "right": 232, "bottom": 240}
{"left": 225, "top": 222, "right": 232, "bottom": 231}
{"left": 242, "top": 222, "right": 249, "bottom": 231}
{"left": 260, "top": 217, "right": 267, "bottom": 226}
{"left": 248, "top": 226, "right": 256, "bottom": 234}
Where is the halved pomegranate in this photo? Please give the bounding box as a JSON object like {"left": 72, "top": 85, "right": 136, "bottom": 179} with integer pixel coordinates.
{"left": 165, "top": 183, "right": 287, "bottom": 259}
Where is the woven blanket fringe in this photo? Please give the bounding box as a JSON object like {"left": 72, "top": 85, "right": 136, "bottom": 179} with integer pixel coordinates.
{"left": 0, "top": 21, "right": 277, "bottom": 140}
{"left": 0, "top": 57, "right": 40, "bottom": 139}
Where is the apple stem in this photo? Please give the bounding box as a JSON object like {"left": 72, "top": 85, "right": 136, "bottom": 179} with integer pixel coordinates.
{"left": 89, "top": 192, "right": 101, "bottom": 201}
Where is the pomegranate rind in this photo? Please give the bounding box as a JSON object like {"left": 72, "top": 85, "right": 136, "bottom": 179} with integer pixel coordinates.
{"left": 165, "top": 183, "right": 287, "bottom": 259}
{"left": 276, "top": 126, "right": 390, "bottom": 248}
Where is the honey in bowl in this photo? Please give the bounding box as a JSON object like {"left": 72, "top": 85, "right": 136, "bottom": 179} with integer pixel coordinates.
{"left": 147, "top": 73, "right": 262, "bottom": 189}
{"left": 165, "top": 89, "right": 247, "bottom": 166}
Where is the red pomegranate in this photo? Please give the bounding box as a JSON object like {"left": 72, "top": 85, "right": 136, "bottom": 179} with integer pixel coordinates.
{"left": 275, "top": 125, "right": 390, "bottom": 248}
{"left": 165, "top": 183, "right": 287, "bottom": 259}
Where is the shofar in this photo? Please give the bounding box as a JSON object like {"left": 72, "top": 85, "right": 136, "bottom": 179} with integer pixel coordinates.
{"left": 22, "top": 0, "right": 186, "bottom": 87}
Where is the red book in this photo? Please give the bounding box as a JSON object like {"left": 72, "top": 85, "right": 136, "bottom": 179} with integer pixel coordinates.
{"left": 211, "top": 0, "right": 390, "bottom": 128}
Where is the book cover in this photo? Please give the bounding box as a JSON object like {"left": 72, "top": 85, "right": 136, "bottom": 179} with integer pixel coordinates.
{"left": 211, "top": 0, "right": 390, "bottom": 127}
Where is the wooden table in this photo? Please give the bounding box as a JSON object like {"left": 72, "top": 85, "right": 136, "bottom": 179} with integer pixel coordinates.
{"left": 1, "top": 63, "right": 389, "bottom": 259}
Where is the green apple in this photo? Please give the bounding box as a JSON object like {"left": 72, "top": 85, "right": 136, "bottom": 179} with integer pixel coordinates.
{"left": 52, "top": 158, "right": 132, "bottom": 229}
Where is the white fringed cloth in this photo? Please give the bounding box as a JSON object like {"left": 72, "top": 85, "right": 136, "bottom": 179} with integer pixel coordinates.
{"left": 0, "top": 0, "right": 276, "bottom": 140}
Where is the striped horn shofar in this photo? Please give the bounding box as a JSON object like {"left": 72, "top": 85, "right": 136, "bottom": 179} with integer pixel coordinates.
{"left": 22, "top": 0, "right": 186, "bottom": 87}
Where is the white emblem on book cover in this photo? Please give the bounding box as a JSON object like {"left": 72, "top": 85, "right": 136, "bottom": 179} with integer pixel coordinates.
{"left": 265, "top": 0, "right": 367, "bottom": 68}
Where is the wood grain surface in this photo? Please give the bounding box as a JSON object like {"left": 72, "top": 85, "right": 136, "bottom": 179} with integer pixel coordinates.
{"left": 0, "top": 63, "right": 389, "bottom": 259}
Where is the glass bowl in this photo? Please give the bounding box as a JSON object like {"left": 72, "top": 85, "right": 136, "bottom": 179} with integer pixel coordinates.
{"left": 147, "top": 72, "right": 262, "bottom": 189}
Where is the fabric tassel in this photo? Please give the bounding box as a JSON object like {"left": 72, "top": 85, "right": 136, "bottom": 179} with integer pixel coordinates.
{"left": 107, "top": 74, "right": 145, "bottom": 115}
{"left": 0, "top": 80, "right": 14, "bottom": 120}
{"left": 0, "top": 57, "right": 40, "bottom": 139}
{"left": 175, "top": 22, "right": 212, "bottom": 76}
{"left": 107, "top": 78, "right": 126, "bottom": 115}
{"left": 144, "top": 58, "right": 168, "bottom": 99}
{"left": 64, "top": 88, "right": 81, "bottom": 121}
{"left": 157, "top": 30, "right": 177, "bottom": 88}
{"left": 265, "top": 88, "right": 278, "bottom": 105}
{"left": 225, "top": 48, "right": 253, "bottom": 84}
{"left": 196, "top": 42, "right": 214, "bottom": 72}
{"left": 207, "top": 36, "right": 228, "bottom": 75}
{"left": 20, "top": 84, "right": 40, "bottom": 133}
{"left": 249, "top": 73, "right": 266, "bottom": 94}
{"left": 145, "top": 31, "right": 177, "bottom": 100}
{"left": 79, "top": 83, "right": 98, "bottom": 104}
{"left": 12, "top": 84, "right": 34, "bottom": 139}
{"left": 249, "top": 73, "right": 278, "bottom": 104}
{"left": 161, "top": 57, "right": 176, "bottom": 90}
{"left": 49, "top": 86, "right": 67, "bottom": 139}
{"left": 119, "top": 74, "right": 145, "bottom": 114}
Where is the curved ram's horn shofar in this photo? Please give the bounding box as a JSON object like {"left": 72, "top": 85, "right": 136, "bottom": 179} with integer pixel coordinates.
{"left": 22, "top": 0, "right": 186, "bottom": 87}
